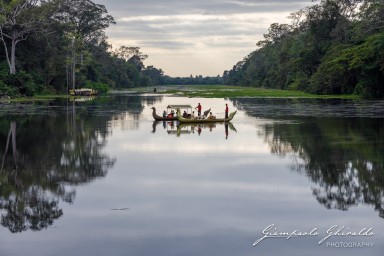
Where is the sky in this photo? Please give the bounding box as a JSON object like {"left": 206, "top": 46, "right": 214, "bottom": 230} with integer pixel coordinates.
{"left": 95, "top": 0, "right": 314, "bottom": 77}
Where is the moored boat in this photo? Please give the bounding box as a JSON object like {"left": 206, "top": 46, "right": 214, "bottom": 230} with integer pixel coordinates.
{"left": 69, "top": 88, "right": 98, "bottom": 96}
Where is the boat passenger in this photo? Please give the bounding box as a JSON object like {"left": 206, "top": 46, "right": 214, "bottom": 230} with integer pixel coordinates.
{"left": 208, "top": 112, "right": 216, "bottom": 119}
{"left": 183, "top": 111, "right": 188, "bottom": 118}
{"left": 163, "top": 110, "right": 167, "bottom": 118}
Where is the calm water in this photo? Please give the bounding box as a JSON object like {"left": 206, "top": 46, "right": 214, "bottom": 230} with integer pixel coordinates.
{"left": 0, "top": 93, "right": 383, "bottom": 256}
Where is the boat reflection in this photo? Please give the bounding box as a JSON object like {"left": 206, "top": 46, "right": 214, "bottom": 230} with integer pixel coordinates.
{"left": 69, "top": 96, "right": 97, "bottom": 102}
{"left": 152, "top": 120, "right": 178, "bottom": 134}
{"left": 152, "top": 121, "right": 237, "bottom": 139}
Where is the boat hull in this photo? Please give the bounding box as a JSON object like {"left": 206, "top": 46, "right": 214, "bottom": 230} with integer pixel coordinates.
{"left": 153, "top": 117, "right": 178, "bottom": 121}
{"left": 178, "top": 111, "right": 237, "bottom": 123}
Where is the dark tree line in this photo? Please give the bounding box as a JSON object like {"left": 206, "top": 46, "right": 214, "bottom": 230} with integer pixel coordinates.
{"left": 161, "top": 74, "right": 223, "bottom": 85}
{"left": 0, "top": 0, "right": 168, "bottom": 97}
{"left": 223, "top": 0, "right": 384, "bottom": 99}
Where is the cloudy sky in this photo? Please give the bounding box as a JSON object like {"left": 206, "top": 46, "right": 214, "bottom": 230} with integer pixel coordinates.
{"left": 95, "top": 0, "right": 314, "bottom": 77}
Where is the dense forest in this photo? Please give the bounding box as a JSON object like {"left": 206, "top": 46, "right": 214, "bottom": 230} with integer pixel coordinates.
{"left": 0, "top": 0, "right": 222, "bottom": 97}
{"left": 1, "top": 0, "right": 384, "bottom": 98}
{"left": 223, "top": 0, "right": 384, "bottom": 99}
{"left": 0, "top": 0, "right": 129, "bottom": 96}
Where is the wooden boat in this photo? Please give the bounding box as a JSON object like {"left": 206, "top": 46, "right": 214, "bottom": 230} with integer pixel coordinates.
{"left": 151, "top": 107, "right": 178, "bottom": 121}
{"left": 69, "top": 88, "right": 98, "bottom": 96}
{"left": 151, "top": 104, "right": 193, "bottom": 121}
{"left": 178, "top": 110, "right": 237, "bottom": 123}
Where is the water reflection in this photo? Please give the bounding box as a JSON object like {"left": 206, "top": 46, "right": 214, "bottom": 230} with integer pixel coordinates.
{"left": 151, "top": 121, "right": 237, "bottom": 139}
{"left": 1, "top": 95, "right": 383, "bottom": 255}
{"left": 151, "top": 120, "right": 177, "bottom": 134}
{"left": 232, "top": 98, "right": 384, "bottom": 118}
{"left": 233, "top": 98, "right": 384, "bottom": 218}
{"left": 0, "top": 94, "right": 168, "bottom": 233}
{"left": 0, "top": 102, "right": 118, "bottom": 233}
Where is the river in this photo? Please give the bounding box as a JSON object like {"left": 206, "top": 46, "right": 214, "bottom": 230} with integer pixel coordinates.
{"left": 0, "top": 93, "right": 383, "bottom": 256}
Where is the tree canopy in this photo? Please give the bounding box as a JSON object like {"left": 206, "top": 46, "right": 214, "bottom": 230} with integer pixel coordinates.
{"left": 1, "top": 0, "right": 383, "bottom": 98}
{"left": 0, "top": 0, "right": 173, "bottom": 96}
{"left": 223, "top": 0, "right": 384, "bottom": 99}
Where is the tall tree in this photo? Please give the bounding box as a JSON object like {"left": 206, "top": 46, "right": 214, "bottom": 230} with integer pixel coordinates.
{"left": 52, "top": 0, "right": 114, "bottom": 90}
{"left": 0, "top": 0, "right": 42, "bottom": 74}
{"left": 113, "top": 45, "right": 148, "bottom": 71}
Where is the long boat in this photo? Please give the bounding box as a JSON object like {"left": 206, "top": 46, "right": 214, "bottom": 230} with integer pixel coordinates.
{"left": 151, "top": 105, "right": 193, "bottom": 121}
{"left": 177, "top": 110, "right": 237, "bottom": 123}
{"left": 151, "top": 107, "right": 177, "bottom": 121}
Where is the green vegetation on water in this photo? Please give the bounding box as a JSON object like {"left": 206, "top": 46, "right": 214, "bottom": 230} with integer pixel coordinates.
{"left": 148, "top": 85, "right": 359, "bottom": 99}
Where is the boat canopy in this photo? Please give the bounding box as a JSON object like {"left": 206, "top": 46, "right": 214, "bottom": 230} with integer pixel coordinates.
{"left": 167, "top": 105, "right": 193, "bottom": 109}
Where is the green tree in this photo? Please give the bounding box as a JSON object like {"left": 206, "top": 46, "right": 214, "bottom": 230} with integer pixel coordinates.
{"left": 224, "top": 0, "right": 384, "bottom": 98}
{"left": 0, "top": 0, "right": 44, "bottom": 74}
{"left": 142, "top": 65, "right": 164, "bottom": 85}
{"left": 53, "top": 0, "right": 114, "bottom": 91}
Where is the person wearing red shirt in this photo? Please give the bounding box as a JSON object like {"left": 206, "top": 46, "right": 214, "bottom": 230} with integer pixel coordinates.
{"left": 225, "top": 103, "right": 229, "bottom": 119}
{"left": 195, "top": 103, "right": 202, "bottom": 116}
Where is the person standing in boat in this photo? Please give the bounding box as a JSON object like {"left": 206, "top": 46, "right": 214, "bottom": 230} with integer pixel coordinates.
{"left": 167, "top": 110, "right": 174, "bottom": 118}
{"left": 195, "top": 103, "right": 202, "bottom": 116}
{"left": 225, "top": 103, "right": 229, "bottom": 119}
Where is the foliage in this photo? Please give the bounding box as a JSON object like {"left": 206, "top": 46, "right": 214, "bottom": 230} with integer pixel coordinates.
{"left": 310, "top": 32, "right": 384, "bottom": 97}
{"left": 85, "top": 81, "right": 108, "bottom": 93}
{"left": 0, "top": 0, "right": 172, "bottom": 97}
{"left": 223, "top": 0, "right": 384, "bottom": 99}
{"left": 163, "top": 75, "right": 223, "bottom": 85}
{"left": 2, "top": 0, "right": 383, "bottom": 97}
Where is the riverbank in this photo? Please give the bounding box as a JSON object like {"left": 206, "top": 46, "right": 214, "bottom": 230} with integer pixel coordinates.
{"left": 1, "top": 85, "right": 360, "bottom": 102}
{"left": 0, "top": 94, "right": 73, "bottom": 103}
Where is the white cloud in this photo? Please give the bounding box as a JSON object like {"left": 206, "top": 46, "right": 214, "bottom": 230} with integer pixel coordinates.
{"left": 96, "top": 0, "right": 314, "bottom": 76}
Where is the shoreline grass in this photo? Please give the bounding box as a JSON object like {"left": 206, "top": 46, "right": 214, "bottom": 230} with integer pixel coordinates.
{"left": 2, "top": 85, "right": 361, "bottom": 102}
{"left": 1, "top": 94, "right": 74, "bottom": 102}
{"left": 154, "top": 85, "right": 360, "bottom": 99}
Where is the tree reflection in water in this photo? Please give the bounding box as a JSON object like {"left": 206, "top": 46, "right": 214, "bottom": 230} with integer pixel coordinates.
{"left": 0, "top": 95, "right": 162, "bottom": 233}
{"left": 0, "top": 101, "right": 117, "bottom": 233}
{"left": 259, "top": 117, "right": 384, "bottom": 218}
{"left": 232, "top": 97, "right": 384, "bottom": 217}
